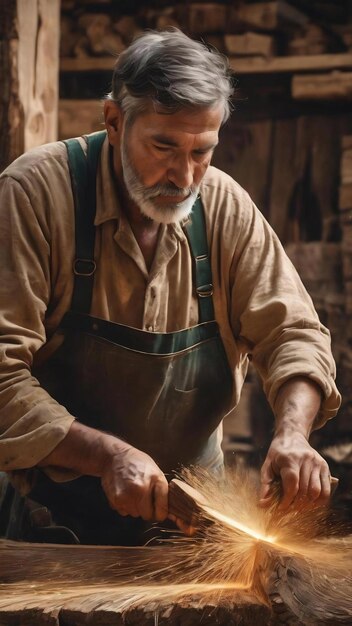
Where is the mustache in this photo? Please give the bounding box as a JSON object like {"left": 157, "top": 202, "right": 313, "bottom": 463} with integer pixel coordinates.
{"left": 142, "top": 183, "right": 197, "bottom": 200}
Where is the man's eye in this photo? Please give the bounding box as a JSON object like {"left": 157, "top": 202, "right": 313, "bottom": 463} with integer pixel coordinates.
{"left": 195, "top": 147, "right": 214, "bottom": 155}
{"left": 153, "top": 145, "right": 170, "bottom": 152}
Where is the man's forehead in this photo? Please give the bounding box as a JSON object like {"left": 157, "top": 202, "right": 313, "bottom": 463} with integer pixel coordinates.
{"left": 133, "top": 104, "right": 224, "bottom": 138}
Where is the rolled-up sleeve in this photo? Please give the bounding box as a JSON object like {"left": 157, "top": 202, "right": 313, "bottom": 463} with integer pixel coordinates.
{"left": 229, "top": 195, "right": 341, "bottom": 426}
{"left": 0, "top": 175, "right": 75, "bottom": 472}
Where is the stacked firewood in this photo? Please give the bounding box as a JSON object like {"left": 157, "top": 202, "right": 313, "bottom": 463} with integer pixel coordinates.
{"left": 59, "top": 0, "right": 352, "bottom": 61}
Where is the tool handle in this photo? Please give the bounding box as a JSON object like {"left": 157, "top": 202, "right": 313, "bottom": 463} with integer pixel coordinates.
{"left": 168, "top": 479, "right": 208, "bottom": 526}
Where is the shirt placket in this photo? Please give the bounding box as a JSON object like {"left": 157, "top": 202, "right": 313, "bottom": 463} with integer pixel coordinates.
{"left": 143, "top": 226, "right": 184, "bottom": 332}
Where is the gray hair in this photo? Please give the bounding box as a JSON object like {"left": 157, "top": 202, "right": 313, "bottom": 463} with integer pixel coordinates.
{"left": 108, "top": 28, "right": 234, "bottom": 124}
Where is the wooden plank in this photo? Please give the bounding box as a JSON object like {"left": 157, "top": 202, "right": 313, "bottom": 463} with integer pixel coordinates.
{"left": 224, "top": 33, "right": 275, "bottom": 58}
{"left": 60, "top": 52, "right": 352, "bottom": 75}
{"left": 229, "top": 52, "right": 352, "bottom": 75}
{"left": 59, "top": 99, "right": 104, "bottom": 139}
{"left": 270, "top": 114, "right": 344, "bottom": 244}
{"left": 212, "top": 118, "right": 272, "bottom": 218}
{"left": 343, "top": 136, "right": 352, "bottom": 150}
{"left": 340, "top": 210, "right": 352, "bottom": 247}
{"left": 236, "top": 1, "right": 308, "bottom": 31}
{"left": 340, "top": 184, "right": 352, "bottom": 210}
{"left": 60, "top": 56, "right": 116, "bottom": 71}
{"left": 17, "top": 0, "right": 60, "bottom": 151}
{"left": 182, "top": 3, "right": 229, "bottom": 34}
{"left": 292, "top": 72, "right": 352, "bottom": 100}
{"left": 341, "top": 148, "right": 352, "bottom": 185}
{"left": 309, "top": 116, "right": 341, "bottom": 240}
{"left": 0, "top": 542, "right": 271, "bottom": 625}
{"left": 268, "top": 118, "right": 298, "bottom": 242}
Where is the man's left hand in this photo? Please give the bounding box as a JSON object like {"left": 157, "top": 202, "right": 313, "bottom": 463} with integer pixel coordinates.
{"left": 258, "top": 376, "right": 330, "bottom": 510}
{"left": 259, "top": 431, "right": 331, "bottom": 509}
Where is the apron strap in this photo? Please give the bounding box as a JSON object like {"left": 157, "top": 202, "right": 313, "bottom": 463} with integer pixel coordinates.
{"left": 63, "top": 131, "right": 106, "bottom": 314}
{"left": 183, "top": 198, "right": 215, "bottom": 324}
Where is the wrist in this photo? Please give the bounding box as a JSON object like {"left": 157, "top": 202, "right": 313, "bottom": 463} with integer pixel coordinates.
{"left": 273, "top": 423, "right": 309, "bottom": 440}
{"left": 91, "top": 431, "right": 132, "bottom": 477}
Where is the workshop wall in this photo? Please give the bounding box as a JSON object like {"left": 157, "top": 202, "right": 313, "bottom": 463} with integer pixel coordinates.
{"left": 59, "top": 0, "right": 352, "bottom": 497}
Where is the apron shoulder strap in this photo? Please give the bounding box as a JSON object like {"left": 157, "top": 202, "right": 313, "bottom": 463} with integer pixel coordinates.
{"left": 63, "top": 131, "right": 106, "bottom": 314}
{"left": 183, "top": 197, "right": 215, "bottom": 324}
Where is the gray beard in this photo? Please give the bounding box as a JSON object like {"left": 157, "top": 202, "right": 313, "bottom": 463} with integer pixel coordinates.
{"left": 120, "top": 135, "right": 199, "bottom": 225}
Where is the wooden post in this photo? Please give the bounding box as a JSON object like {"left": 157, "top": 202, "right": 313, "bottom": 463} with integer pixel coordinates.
{"left": 0, "top": 1, "right": 23, "bottom": 171}
{"left": 0, "top": 0, "right": 60, "bottom": 171}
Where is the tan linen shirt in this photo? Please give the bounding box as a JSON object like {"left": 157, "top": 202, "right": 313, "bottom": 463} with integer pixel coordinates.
{"left": 0, "top": 135, "right": 341, "bottom": 480}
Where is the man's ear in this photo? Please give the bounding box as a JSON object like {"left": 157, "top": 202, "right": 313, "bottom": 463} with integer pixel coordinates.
{"left": 104, "top": 100, "right": 124, "bottom": 145}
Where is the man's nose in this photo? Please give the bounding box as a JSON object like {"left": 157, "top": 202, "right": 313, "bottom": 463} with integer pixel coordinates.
{"left": 167, "top": 155, "right": 194, "bottom": 190}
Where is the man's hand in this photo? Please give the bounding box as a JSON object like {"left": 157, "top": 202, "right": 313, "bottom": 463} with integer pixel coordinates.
{"left": 38, "top": 421, "right": 168, "bottom": 522}
{"left": 259, "top": 376, "right": 330, "bottom": 510}
{"left": 259, "top": 431, "right": 331, "bottom": 509}
{"left": 101, "top": 445, "right": 168, "bottom": 521}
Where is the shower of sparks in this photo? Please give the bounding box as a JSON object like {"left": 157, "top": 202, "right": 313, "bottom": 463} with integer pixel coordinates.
{"left": 202, "top": 504, "right": 278, "bottom": 544}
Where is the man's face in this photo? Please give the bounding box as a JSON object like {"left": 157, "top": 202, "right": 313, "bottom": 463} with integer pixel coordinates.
{"left": 118, "top": 104, "right": 223, "bottom": 224}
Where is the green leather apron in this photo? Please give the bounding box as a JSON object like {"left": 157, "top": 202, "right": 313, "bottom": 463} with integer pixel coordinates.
{"left": 28, "top": 131, "right": 233, "bottom": 545}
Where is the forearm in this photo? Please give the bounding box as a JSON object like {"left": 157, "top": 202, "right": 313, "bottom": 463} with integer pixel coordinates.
{"left": 37, "top": 420, "right": 129, "bottom": 478}
{"left": 38, "top": 420, "right": 169, "bottom": 522}
{"left": 261, "top": 376, "right": 330, "bottom": 508}
{"left": 273, "top": 376, "right": 323, "bottom": 439}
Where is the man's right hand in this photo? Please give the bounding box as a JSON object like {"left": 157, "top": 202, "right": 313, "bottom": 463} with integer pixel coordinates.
{"left": 37, "top": 421, "right": 168, "bottom": 522}
{"left": 100, "top": 445, "right": 168, "bottom": 521}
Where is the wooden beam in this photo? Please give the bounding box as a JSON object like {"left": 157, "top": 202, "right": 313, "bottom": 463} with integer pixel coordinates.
{"left": 60, "top": 56, "right": 116, "bottom": 71}
{"left": 17, "top": 0, "right": 60, "bottom": 151}
{"left": 229, "top": 52, "right": 352, "bottom": 74}
{"left": 292, "top": 72, "right": 352, "bottom": 100}
{"left": 60, "top": 53, "right": 352, "bottom": 75}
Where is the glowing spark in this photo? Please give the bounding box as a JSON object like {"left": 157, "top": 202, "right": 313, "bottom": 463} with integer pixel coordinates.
{"left": 202, "top": 505, "right": 277, "bottom": 544}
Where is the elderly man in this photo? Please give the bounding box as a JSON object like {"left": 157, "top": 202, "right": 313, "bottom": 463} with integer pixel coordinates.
{"left": 0, "top": 29, "right": 340, "bottom": 544}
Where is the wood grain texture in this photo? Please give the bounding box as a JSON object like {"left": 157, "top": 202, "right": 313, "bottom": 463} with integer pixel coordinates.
{"left": 59, "top": 99, "right": 104, "bottom": 139}
{"left": 17, "top": 0, "right": 60, "bottom": 151}
{"left": 0, "top": 541, "right": 270, "bottom": 626}
{"left": 0, "top": 0, "right": 60, "bottom": 170}
{"left": 292, "top": 72, "right": 352, "bottom": 101}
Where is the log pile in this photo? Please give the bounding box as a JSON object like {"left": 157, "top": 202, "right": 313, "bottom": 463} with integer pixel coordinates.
{"left": 59, "top": 0, "right": 352, "bottom": 63}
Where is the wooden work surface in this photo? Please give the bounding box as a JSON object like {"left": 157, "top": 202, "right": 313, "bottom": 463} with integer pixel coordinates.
{"left": 0, "top": 541, "right": 272, "bottom": 626}
{"left": 1, "top": 540, "right": 350, "bottom": 626}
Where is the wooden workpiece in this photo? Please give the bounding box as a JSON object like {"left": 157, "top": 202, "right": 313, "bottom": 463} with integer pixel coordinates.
{"left": 0, "top": 541, "right": 270, "bottom": 626}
